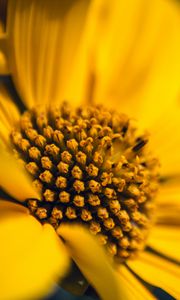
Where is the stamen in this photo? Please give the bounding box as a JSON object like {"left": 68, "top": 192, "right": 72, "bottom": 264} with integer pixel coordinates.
{"left": 11, "top": 103, "right": 159, "bottom": 262}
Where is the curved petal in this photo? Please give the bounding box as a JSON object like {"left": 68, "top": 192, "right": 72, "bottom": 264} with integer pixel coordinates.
{"left": 0, "top": 82, "right": 20, "bottom": 146}
{"left": 147, "top": 225, "right": 180, "bottom": 262}
{"left": 92, "top": 0, "right": 180, "bottom": 125}
{"left": 0, "top": 145, "right": 40, "bottom": 201}
{"left": 0, "top": 211, "right": 69, "bottom": 300}
{"left": 0, "top": 28, "right": 9, "bottom": 74}
{"left": 117, "top": 265, "right": 156, "bottom": 300}
{"left": 0, "top": 83, "right": 20, "bottom": 127}
{"left": 58, "top": 224, "right": 130, "bottom": 300}
{"left": 6, "top": 0, "right": 93, "bottom": 108}
{"left": 127, "top": 251, "right": 180, "bottom": 300}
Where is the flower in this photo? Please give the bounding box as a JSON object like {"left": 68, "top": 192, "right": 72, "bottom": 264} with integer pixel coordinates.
{"left": 0, "top": 0, "right": 180, "bottom": 300}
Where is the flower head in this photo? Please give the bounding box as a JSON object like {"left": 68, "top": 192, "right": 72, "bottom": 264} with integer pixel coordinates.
{"left": 0, "top": 0, "right": 180, "bottom": 300}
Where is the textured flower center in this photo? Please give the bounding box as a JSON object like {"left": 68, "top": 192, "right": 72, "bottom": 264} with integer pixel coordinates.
{"left": 11, "top": 103, "right": 159, "bottom": 262}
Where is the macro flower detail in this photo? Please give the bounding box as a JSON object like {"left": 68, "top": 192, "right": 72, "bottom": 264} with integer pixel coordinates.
{"left": 11, "top": 103, "right": 159, "bottom": 261}
{"left": 0, "top": 0, "right": 180, "bottom": 300}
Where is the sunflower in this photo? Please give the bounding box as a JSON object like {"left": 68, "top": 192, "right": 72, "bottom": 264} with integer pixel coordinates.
{"left": 0, "top": 0, "right": 180, "bottom": 300}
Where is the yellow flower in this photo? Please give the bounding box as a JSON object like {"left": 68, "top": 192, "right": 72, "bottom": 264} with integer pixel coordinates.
{"left": 0, "top": 0, "right": 180, "bottom": 300}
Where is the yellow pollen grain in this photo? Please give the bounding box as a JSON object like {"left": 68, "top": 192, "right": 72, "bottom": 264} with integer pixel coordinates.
{"left": 111, "top": 226, "right": 123, "bottom": 239}
{"left": 76, "top": 151, "right": 87, "bottom": 165}
{"left": 73, "top": 195, "right": 85, "bottom": 207}
{"left": 43, "top": 189, "right": 56, "bottom": 202}
{"left": 97, "top": 207, "right": 109, "bottom": 219}
{"left": 88, "top": 194, "right": 101, "bottom": 206}
{"left": 71, "top": 165, "right": 83, "bottom": 179}
{"left": 73, "top": 180, "right": 85, "bottom": 193}
{"left": 89, "top": 221, "right": 101, "bottom": 235}
{"left": 41, "top": 156, "right": 53, "bottom": 170}
{"left": 39, "top": 170, "right": 53, "bottom": 184}
{"left": 35, "top": 134, "right": 46, "bottom": 148}
{"left": 59, "top": 191, "right": 70, "bottom": 203}
{"left": 51, "top": 207, "right": 63, "bottom": 220}
{"left": 26, "top": 162, "right": 39, "bottom": 176}
{"left": 45, "top": 144, "right": 60, "bottom": 158}
{"left": 29, "top": 146, "right": 41, "bottom": 160}
{"left": 56, "top": 176, "right": 67, "bottom": 189}
{"left": 67, "top": 139, "right": 78, "bottom": 152}
{"left": 65, "top": 207, "right": 77, "bottom": 219}
{"left": 53, "top": 130, "right": 64, "bottom": 145}
{"left": 81, "top": 209, "right": 92, "bottom": 221}
{"left": 35, "top": 207, "right": 48, "bottom": 219}
{"left": 57, "top": 161, "right": 69, "bottom": 174}
{"left": 18, "top": 139, "right": 30, "bottom": 152}
{"left": 61, "top": 151, "right": 72, "bottom": 164}
{"left": 43, "top": 126, "right": 54, "bottom": 140}
{"left": 32, "top": 179, "right": 43, "bottom": 193}
{"left": 89, "top": 180, "right": 101, "bottom": 193}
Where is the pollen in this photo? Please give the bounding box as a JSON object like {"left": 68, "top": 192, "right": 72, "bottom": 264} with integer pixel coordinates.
{"left": 11, "top": 102, "right": 159, "bottom": 263}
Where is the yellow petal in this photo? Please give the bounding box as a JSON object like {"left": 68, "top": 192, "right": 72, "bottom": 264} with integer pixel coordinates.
{"left": 117, "top": 265, "right": 156, "bottom": 300}
{"left": 147, "top": 225, "right": 180, "bottom": 262}
{"left": 155, "top": 182, "right": 180, "bottom": 225}
{"left": 0, "top": 82, "right": 20, "bottom": 146}
{"left": 0, "top": 212, "right": 69, "bottom": 300}
{"left": 0, "top": 31, "right": 10, "bottom": 74}
{"left": 0, "top": 82, "right": 20, "bottom": 127}
{"left": 93, "top": 0, "right": 180, "bottom": 126}
{"left": 58, "top": 224, "right": 130, "bottom": 300}
{"left": 148, "top": 103, "right": 180, "bottom": 176}
{"left": 6, "top": 0, "right": 93, "bottom": 108}
{"left": 0, "top": 146, "right": 40, "bottom": 201}
{"left": 0, "top": 199, "right": 29, "bottom": 216}
{"left": 127, "top": 251, "right": 180, "bottom": 300}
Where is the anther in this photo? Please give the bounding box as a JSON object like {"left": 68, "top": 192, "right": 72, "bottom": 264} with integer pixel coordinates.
{"left": 45, "top": 144, "right": 60, "bottom": 158}
{"left": 71, "top": 166, "right": 83, "bottom": 179}
{"left": 73, "top": 195, "right": 85, "bottom": 207}
{"left": 73, "top": 180, "right": 85, "bottom": 193}
{"left": 26, "top": 162, "right": 39, "bottom": 176}
{"left": 57, "top": 161, "right": 69, "bottom": 174}
{"left": 56, "top": 176, "right": 67, "bottom": 189}
{"left": 29, "top": 147, "right": 41, "bottom": 160}
{"left": 88, "top": 194, "right": 101, "bottom": 206}
{"left": 89, "top": 180, "right": 101, "bottom": 193}
{"left": 81, "top": 209, "right": 92, "bottom": 221}
{"left": 44, "top": 189, "right": 56, "bottom": 202}
{"left": 39, "top": 170, "right": 53, "bottom": 184}
{"left": 65, "top": 207, "right": 77, "bottom": 219}
{"left": 41, "top": 156, "right": 53, "bottom": 170}
{"left": 59, "top": 191, "right": 70, "bottom": 203}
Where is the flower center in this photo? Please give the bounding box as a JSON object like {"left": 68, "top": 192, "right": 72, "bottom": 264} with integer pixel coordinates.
{"left": 11, "top": 102, "right": 159, "bottom": 262}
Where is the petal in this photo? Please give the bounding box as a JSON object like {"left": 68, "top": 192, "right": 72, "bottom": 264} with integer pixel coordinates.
{"left": 0, "top": 145, "right": 40, "bottom": 201}
{"left": 92, "top": 0, "right": 180, "bottom": 125}
{"left": 117, "top": 265, "right": 156, "bottom": 300}
{"left": 0, "top": 212, "right": 69, "bottom": 300}
{"left": 0, "top": 199, "right": 29, "bottom": 216}
{"left": 147, "top": 225, "right": 180, "bottom": 262}
{"left": 155, "top": 181, "right": 180, "bottom": 225}
{"left": 0, "top": 82, "right": 20, "bottom": 146}
{"left": 0, "top": 31, "right": 9, "bottom": 74}
{"left": 148, "top": 103, "right": 180, "bottom": 176}
{"left": 58, "top": 224, "right": 130, "bottom": 300}
{"left": 0, "top": 82, "right": 20, "bottom": 127}
{"left": 6, "top": 0, "right": 93, "bottom": 108}
{"left": 127, "top": 251, "right": 180, "bottom": 300}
